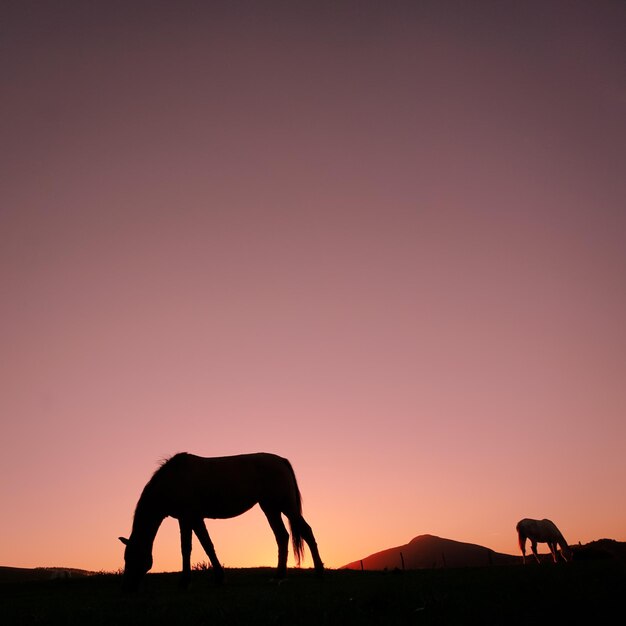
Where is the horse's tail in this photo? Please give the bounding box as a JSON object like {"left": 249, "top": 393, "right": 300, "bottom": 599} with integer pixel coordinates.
{"left": 283, "top": 457, "right": 305, "bottom": 565}
{"left": 516, "top": 520, "right": 527, "bottom": 551}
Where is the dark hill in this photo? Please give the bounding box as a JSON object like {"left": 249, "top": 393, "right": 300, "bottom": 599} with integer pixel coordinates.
{"left": 342, "top": 534, "right": 518, "bottom": 570}
{"left": 342, "top": 534, "right": 626, "bottom": 570}
{"left": 571, "top": 538, "right": 626, "bottom": 561}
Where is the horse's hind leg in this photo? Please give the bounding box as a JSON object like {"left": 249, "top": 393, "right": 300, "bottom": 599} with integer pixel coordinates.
{"left": 293, "top": 515, "right": 324, "bottom": 575}
{"left": 260, "top": 504, "right": 289, "bottom": 578}
{"left": 531, "top": 540, "right": 541, "bottom": 563}
{"left": 192, "top": 519, "right": 224, "bottom": 585}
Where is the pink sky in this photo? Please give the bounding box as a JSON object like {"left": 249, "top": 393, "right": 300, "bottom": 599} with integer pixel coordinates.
{"left": 1, "top": 0, "right": 625, "bottom": 572}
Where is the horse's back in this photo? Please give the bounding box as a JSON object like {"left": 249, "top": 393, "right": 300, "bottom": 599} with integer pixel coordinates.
{"left": 151, "top": 452, "right": 299, "bottom": 518}
{"left": 193, "top": 452, "right": 294, "bottom": 483}
{"left": 516, "top": 518, "right": 561, "bottom": 540}
{"left": 166, "top": 452, "right": 289, "bottom": 476}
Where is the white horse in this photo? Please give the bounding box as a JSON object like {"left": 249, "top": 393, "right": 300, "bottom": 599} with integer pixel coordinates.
{"left": 516, "top": 518, "right": 572, "bottom": 564}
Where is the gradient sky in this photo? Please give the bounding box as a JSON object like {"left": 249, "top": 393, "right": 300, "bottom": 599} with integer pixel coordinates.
{"left": 2, "top": 0, "right": 625, "bottom": 572}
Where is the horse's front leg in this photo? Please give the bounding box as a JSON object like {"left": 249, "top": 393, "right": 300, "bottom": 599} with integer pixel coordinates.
{"left": 548, "top": 542, "right": 558, "bottom": 563}
{"left": 192, "top": 519, "right": 225, "bottom": 585}
{"left": 179, "top": 519, "right": 193, "bottom": 589}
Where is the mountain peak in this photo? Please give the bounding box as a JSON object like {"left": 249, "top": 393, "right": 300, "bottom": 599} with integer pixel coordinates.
{"left": 409, "top": 534, "right": 440, "bottom": 544}
{"left": 342, "top": 534, "right": 517, "bottom": 570}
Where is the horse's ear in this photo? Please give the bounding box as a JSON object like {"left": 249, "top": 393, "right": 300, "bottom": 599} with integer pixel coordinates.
{"left": 119, "top": 537, "right": 129, "bottom": 546}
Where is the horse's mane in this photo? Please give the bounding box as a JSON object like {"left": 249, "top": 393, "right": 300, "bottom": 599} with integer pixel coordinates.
{"left": 154, "top": 452, "right": 189, "bottom": 474}
{"left": 134, "top": 453, "right": 190, "bottom": 518}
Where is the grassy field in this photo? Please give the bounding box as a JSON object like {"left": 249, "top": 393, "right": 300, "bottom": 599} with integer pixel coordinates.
{"left": 2, "top": 561, "right": 624, "bottom": 625}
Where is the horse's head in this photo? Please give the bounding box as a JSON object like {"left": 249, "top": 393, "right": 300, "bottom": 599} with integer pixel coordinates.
{"left": 119, "top": 536, "right": 153, "bottom": 591}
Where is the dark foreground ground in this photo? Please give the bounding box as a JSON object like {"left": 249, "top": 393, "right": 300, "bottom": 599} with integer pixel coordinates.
{"left": 2, "top": 561, "right": 624, "bottom": 626}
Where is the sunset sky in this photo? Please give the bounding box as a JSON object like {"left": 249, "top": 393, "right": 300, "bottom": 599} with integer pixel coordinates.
{"left": 2, "top": 0, "right": 625, "bottom": 573}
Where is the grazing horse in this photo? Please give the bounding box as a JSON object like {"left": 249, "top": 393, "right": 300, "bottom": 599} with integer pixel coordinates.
{"left": 119, "top": 452, "right": 324, "bottom": 591}
{"left": 516, "top": 518, "right": 572, "bottom": 564}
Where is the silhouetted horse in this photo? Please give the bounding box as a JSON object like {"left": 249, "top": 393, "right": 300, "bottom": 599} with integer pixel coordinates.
{"left": 516, "top": 518, "right": 572, "bottom": 564}
{"left": 119, "top": 452, "right": 324, "bottom": 591}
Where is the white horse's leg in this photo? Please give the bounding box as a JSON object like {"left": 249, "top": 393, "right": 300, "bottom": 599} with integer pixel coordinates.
{"left": 531, "top": 540, "right": 541, "bottom": 563}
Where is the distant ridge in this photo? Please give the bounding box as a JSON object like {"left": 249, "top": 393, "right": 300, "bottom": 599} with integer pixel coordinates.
{"left": 342, "top": 534, "right": 520, "bottom": 570}
{"left": 342, "top": 534, "right": 626, "bottom": 570}
{"left": 0, "top": 566, "right": 94, "bottom": 583}
{"left": 571, "top": 538, "right": 626, "bottom": 561}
